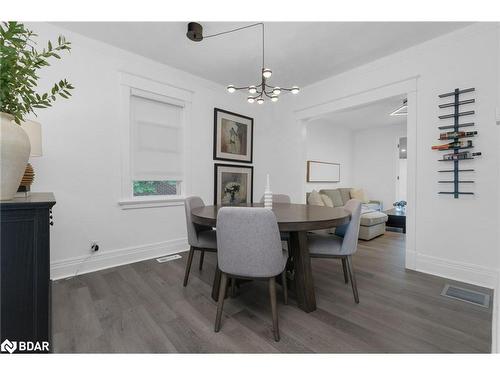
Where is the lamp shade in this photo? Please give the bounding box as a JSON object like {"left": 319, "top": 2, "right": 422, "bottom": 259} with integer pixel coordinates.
{"left": 20, "top": 120, "right": 42, "bottom": 157}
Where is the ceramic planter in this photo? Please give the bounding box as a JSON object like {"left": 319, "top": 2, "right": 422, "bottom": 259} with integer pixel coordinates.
{"left": 0, "top": 112, "right": 31, "bottom": 200}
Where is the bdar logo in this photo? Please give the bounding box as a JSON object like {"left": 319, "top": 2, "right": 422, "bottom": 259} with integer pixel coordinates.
{"left": 1, "top": 339, "right": 17, "bottom": 354}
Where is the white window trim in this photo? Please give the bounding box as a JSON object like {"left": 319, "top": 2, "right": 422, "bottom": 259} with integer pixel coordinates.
{"left": 119, "top": 72, "right": 193, "bottom": 209}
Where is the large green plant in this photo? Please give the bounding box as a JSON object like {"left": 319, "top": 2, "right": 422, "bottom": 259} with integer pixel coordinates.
{"left": 0, "top": 21, "right": 74, "bottom": 124}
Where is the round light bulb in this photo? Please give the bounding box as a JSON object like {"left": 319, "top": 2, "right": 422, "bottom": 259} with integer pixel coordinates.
{"left": 226, "top": 85, "right": 236, "bottom": 93}
{"left": 257, "top": 97, "right": 264, "bottom": 104}
{"left": 272, "top": 87, "right": 281, "bottom": 95}
{"left": 247, "top": 97, "right": 255, "bottom": 104}
{"left": 262, "top": 69, "right": 272, "bottom": 79}
{"left": 291, "top": 86, "right": 300, "bottom": 94}
{"left": 248, "top": 86, "right": 257, "bottom": 94}
{"left": 271, "top": 96, "right": 279, "bottom": 102}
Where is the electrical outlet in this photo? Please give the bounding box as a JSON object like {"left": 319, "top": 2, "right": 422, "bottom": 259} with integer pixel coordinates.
{"left": 90, "top": 242, "right": 99, "bottom": 252}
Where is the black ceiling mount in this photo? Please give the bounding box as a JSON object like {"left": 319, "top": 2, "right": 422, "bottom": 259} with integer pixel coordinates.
{"left": 185, "top": 22, "right": 300, "bottom": 103}
{"left": 186, "top": 22, "right": 203, "bottom": 42}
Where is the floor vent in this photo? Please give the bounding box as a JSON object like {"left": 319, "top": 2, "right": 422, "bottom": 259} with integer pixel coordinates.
{"left": 156, "top": 254, "right": 182, "bottom": 263}
{"left": 441, "top": 284, "right": 490, "bottom": 308}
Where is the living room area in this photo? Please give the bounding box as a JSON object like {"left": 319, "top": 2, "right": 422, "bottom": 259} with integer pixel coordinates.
{"left": 305, "top": 94, "right": 408, "bottom": 241}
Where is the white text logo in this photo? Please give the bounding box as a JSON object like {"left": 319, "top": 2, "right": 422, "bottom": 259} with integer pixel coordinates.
{"left": 1, "top": 339, "right": 17, "bottom": 354}
{"left": 0, "top": 339, "right": 49, "bottom": 353}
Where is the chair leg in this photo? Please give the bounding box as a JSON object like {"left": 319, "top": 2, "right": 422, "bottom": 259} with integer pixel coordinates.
{"left": 281, "top": 271, "right": 288, "bottom": 305}
{"left": 183, "top": 246, "right": 195, "bottom": 287}
{"left": 230, "top": 277, "right": 236, "bottom": 298}
{"left": 341, "top": 258, "right": 349, "bottom": 284}
{"left": 345, "top": 256, "right": 360, "bottom": 304}
{"left": 268, "top": 277, "right": 280, "bottom": 342}
{"left": 199, "top": 250, "right": 205, "bottom": 271}
{"left": 214, "top": 273, "right": 228, "bottom": 332}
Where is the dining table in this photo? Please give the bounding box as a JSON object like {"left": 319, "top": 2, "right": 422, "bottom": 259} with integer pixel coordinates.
{"left": 190, "top": 202, "right": 351, "bottom": 313}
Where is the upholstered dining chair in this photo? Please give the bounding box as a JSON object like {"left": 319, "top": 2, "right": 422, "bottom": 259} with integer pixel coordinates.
{"left": 259, "top": 194, "right": 292, "bottom": 204}
{"left": 307, "top": 199, "right": 362, "bottom": 303}
{"left": 214, "top": 207, "right": 288, "bottom": 341}
{"left": 183, "top": 196, "right": 217, "bottom": 287}
{"left": 260, "top": 194, "right": 292, "bottom": 203}
{"left": 259, "top": 193, "right": 292, "bottom": 244}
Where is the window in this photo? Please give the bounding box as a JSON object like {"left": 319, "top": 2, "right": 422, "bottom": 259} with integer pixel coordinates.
{"left": 130, "top": 90, "right": 184, "bottom": 197}
{"left": 133, "top": 180, "right": 178, "bottom": 196}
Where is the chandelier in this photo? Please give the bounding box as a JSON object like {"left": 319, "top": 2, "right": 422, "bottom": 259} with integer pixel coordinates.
{"left": 186, "top": 22, "right": 300, "bottom": 104}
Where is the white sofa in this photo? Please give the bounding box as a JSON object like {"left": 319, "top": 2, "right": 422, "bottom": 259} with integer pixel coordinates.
{"left": 306, "top": 188, "right": 388, "bottom": 240}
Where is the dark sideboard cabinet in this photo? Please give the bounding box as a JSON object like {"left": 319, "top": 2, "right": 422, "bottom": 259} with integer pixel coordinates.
{"left": 0, "top": 193, "right": 55, "bottom": 353}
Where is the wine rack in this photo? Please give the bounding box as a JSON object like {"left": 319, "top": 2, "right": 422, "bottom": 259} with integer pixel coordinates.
{"left": 435, "top": 87, "right": 481, "bottom": 198}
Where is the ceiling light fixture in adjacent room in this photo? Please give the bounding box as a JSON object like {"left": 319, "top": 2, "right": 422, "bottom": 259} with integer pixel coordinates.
{"left": 186, "top": 22, "right": 299, "bottom": 104}
{"left": 390, "top": 99, "right": 408, "bottom": 116}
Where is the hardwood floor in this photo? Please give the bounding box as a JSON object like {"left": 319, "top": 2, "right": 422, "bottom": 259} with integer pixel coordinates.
{"left": 52, "top": 231, "right": 493, "bottom": 353}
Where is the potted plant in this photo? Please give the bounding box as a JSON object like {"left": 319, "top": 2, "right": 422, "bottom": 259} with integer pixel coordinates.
{"left": 0, "top": 22, "right": 74, "bottom": 200}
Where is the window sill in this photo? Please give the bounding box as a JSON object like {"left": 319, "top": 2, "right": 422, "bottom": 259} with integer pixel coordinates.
{"left": 118, "top": 196, "right": 185, "bottom": 210}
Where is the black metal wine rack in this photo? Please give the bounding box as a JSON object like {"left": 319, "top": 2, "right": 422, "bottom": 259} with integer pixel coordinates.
{"left": 436, "top": 87, "right": 480, "bottom": 198}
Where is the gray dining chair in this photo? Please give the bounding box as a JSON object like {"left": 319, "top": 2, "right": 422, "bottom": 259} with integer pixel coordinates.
{"left": 307, "top": 199, "right": 362, "bottom": 303}
{"left": 259, "top": 193, "right": 291, "bottom": 204}
{"left": 259, "top": 193, "right": 291, "bottom": 244}
{"left": 183, "top": 196, "right": 217, "bottom": 287}
{"left": 214, "top": 207, "right": 288, "bottom": 341}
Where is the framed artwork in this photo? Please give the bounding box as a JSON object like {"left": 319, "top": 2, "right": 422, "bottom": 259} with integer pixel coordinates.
{"left": 213, "top": 108, "right": 253, "bottom": 163}
{"left": 306, "top": 161, "right": 340, "bottom": 182}
{"left": 214, "top": 163, "right": 254, "bottom": 205}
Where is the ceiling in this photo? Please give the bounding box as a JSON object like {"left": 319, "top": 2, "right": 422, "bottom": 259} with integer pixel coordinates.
{"left": 312, "top": 95, "right": 407, "bottom": 131}
{"left": 54, "top": 22, "right": 471, "bottom": 88}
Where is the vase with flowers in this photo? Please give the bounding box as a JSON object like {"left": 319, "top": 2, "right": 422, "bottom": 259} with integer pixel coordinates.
{"left": 393, "top": 200, "right": 407, "bottom": 212}
{"left": 0, "top": 22, "right": 74, "bottom": 200}
{"left": 224, "top": 182, "right": 241, "bottom": 205}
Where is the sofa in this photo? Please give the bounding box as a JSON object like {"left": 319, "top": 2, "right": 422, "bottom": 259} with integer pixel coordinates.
{"left": 306, "top": 188, "right": 388, "bottom": 240}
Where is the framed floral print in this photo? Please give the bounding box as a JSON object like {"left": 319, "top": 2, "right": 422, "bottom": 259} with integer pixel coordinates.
{"left": 214, "top": 163, "right": 254, "bottom": 205}
{"left": 213, "top": 108, "right": 253, "bottom": 163}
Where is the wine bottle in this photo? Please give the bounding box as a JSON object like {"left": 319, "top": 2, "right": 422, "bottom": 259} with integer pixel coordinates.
{"left": 432, "top": 140, "right": 472, "bottom": 150}
{"left": 442, "top": 151, "right": 481, "bottom": 161}
{"left": 439, "top": 130, "right": 477, "bottom": 140}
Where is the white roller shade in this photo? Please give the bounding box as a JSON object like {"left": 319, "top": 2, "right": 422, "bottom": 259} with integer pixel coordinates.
{"left": 130, "top": 91, "right": 183, "bottom": 181}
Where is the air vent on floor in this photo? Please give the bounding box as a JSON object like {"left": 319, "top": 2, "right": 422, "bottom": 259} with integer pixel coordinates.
{"left": 156, "top": 254, "right": 182, "bottom": 263}
{"left": 441, "top": 284, "right": 490, "bottom": 308}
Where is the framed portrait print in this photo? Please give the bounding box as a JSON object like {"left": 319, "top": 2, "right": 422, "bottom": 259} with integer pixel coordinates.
{"left": 214, "top": 163, "right": 254, "bottom": 205}
{"left": 213, "top": 108, "right": 253, "bottom": 163}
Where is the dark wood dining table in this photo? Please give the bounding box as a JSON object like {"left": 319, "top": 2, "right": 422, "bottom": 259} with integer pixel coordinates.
{"left": 191, "top": 203, "right": 350, "bottom": 313}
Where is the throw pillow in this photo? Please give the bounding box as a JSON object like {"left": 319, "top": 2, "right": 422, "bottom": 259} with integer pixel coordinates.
{"left": 320, "top": 194, "right": 334, "bottom": 207}
{"left": 329, "top": 189, "right": 344, "bottom": 207}
{"left": 338, "top": 188, "right": 351, "bottom": 205}
{"left": 350, "top": 188, "right": 369, "bottom": 203}
{"left": 307, "top": 190, "right": 324, "bottom": 206}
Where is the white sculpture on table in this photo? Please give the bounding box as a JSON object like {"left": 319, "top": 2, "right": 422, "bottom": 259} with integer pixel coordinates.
{"left": 264, "top": 174, "right": 273, "bottom": 209}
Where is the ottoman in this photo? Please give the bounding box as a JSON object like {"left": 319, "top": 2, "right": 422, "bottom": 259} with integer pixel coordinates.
{"left": 359, "top": 211, "right": 388, "bottom": 240}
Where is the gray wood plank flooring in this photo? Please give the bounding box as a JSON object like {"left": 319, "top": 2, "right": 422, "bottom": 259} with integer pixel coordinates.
{"left": 52, "top": 232, "right": 493, "bottom": 353}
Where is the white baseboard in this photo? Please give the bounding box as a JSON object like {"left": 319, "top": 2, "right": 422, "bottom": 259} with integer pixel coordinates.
{"left": 50, "top": 238, "right": 189, "bottom": 280}
{"left": 405, "top": 248, "right": 417, "bottom": 270}
{"left": 407, "top": 251, "right": 499, "bottom": 289}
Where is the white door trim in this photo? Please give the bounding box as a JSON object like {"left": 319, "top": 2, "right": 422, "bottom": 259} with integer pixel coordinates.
{"left": 294, "top": 76, "right": 418, "bottom": 271}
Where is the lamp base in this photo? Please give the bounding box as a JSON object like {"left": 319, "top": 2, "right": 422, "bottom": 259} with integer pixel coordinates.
{"left": 17, "top": 163, "right": 35, "bottom": 196}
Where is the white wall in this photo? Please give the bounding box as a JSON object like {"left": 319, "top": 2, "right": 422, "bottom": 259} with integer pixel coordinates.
{"left": 305, "top": 119, "right": 353, "bottom": 192}
{"left": 352, "top": 124, "right": 406, "bottom": 209}
{"left": 261, "top": 23, "right": 500, "bottom": 289}
{"left": 27, "top": 23, "right": 266, "bottom": 278}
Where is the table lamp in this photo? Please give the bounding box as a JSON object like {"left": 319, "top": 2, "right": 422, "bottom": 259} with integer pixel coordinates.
{"left": 18, "top": 120, "right": 42, "bottom": 196}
